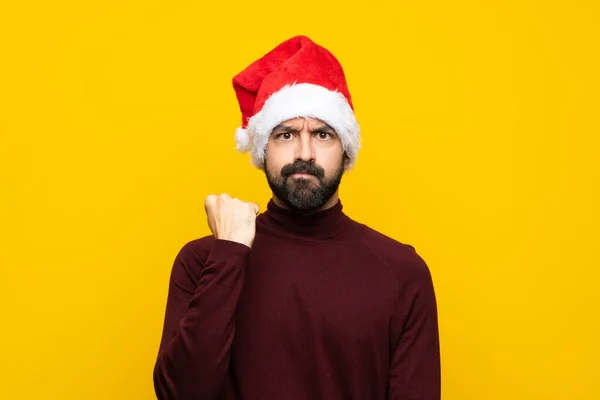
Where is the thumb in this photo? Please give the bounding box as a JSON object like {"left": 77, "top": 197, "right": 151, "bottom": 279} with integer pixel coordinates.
{"left": 251, "top": 203, "right": 260, "bottom": 215}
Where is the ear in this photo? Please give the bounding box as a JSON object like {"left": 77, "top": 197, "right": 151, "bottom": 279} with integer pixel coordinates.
{"left": 343, "top": 152, "right": 350, "bottom": 171}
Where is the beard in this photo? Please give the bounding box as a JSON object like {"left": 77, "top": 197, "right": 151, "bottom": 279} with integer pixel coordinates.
{"left": 265, "top": 158, "right": 345, "bottom": 214}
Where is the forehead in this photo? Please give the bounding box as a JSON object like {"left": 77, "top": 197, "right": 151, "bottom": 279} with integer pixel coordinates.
{"left": 275, "top": 117, "right": 334, "bottom": 131}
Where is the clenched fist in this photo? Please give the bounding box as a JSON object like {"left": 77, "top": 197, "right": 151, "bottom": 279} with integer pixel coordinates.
{"left": 204, "top": 193, "right": 260, "bottom": 248}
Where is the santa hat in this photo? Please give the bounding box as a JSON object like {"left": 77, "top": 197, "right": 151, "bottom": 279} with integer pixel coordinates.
{"left": 232, "top": 35, "right": 361, "bottom": 170}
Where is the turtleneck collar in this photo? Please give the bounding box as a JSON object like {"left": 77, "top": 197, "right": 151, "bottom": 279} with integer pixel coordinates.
{"left": 257, "top": 198, "right": 351, "bottom": 240}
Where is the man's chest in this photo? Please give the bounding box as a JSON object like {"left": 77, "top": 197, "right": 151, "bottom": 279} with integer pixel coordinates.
{"left": 233, "top": 238, "right": 398, "bottom": 351}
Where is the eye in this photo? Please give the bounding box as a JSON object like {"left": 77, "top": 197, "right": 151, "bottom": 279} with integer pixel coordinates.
{"left": 317, "top": 131, "right": 332, "bottom": 139}
{"left": 277, "top": 132, "right": 293, "bottom": 140}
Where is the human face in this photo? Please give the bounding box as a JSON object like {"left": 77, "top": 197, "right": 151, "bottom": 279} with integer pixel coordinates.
{"left": 264, "top": 117, "right": 349, "bottom": 214}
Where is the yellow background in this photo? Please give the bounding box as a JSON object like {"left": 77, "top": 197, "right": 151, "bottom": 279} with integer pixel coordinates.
{"left": 1, "top": 1, "right": 598, "bottom": 399}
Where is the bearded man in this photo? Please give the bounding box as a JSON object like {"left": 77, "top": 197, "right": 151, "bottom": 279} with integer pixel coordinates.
{"left": 153, "top": 35, "right": 441, "bottom": 400}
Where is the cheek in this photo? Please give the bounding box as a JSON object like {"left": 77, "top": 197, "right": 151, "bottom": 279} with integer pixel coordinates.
{"left": 265, "top": 145, "right": 288, "bottom": 174}
{"left": 266, "top": 143, "right": 294, "bottom": 167}
{"left": 316, "top": 149, "right": 344, "bottom": 177}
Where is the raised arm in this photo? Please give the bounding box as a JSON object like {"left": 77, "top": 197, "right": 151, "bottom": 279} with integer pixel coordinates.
{"left": 153, "top": 194, "right": 260, "bottom": 400}
{"left": 153, "top": 238, "right": 250, "bottom": 400}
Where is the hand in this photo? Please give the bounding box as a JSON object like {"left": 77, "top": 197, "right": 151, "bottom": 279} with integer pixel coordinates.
{"left": 204, "top": 193, "right": 260, "bottom": 248}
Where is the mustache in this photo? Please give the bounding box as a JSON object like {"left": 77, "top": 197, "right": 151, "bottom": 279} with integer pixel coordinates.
{"left": 281, "top": 160, "right": 325, "bottom": 179}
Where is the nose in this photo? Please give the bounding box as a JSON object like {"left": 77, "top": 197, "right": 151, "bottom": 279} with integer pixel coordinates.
{"left": 295, "top": 126, "right": 315, "bottom": 162}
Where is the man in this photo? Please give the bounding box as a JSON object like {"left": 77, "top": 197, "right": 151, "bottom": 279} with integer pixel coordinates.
{"left": 153, "top": 35, "right": 441, "bottom": 400}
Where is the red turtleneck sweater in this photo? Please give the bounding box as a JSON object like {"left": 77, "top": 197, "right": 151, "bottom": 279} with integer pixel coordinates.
{"left": 153, "top": 199, "right": 440, "bottom": 400}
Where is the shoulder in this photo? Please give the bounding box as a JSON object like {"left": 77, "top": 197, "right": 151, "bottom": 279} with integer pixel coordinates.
{"left": 354, "top": 222, "right": 433, "bottom": 288}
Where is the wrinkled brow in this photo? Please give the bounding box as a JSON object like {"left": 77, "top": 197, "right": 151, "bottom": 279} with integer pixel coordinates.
{"left": 271, "top": 122, "right": 336, "bottom": 134}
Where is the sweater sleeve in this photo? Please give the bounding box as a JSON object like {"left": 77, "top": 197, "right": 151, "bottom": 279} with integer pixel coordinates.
{"left": 388, "top": 253, "right": 441, "bottom": 400}
{"left": 153, "top": 238, "right": 251, "bottom": 400}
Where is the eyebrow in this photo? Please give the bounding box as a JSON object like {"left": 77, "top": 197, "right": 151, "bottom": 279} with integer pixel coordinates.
{"left": 271, "top": 122, "right": 336, "bottom": 134}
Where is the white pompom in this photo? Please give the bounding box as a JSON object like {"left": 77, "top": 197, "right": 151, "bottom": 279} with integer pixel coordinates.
{"left": 234, "top": 126, "right": 252, "bottom": 152}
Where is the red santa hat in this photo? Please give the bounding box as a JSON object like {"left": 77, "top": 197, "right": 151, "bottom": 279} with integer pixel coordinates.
{"left": 232, "top": 35, "right": 361, "bottom": 170}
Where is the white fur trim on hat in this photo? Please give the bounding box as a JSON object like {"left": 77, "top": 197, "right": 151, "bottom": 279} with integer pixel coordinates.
{"left": 234, "top": 83, "right": 361, "bottom": 170}
{"left": 234, "top": 126, "right": 252, "bottom": 152}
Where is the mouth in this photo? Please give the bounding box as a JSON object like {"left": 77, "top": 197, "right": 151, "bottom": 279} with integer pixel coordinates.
{"left": 290, "top": 173, "right": 315, "bottom": 178}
